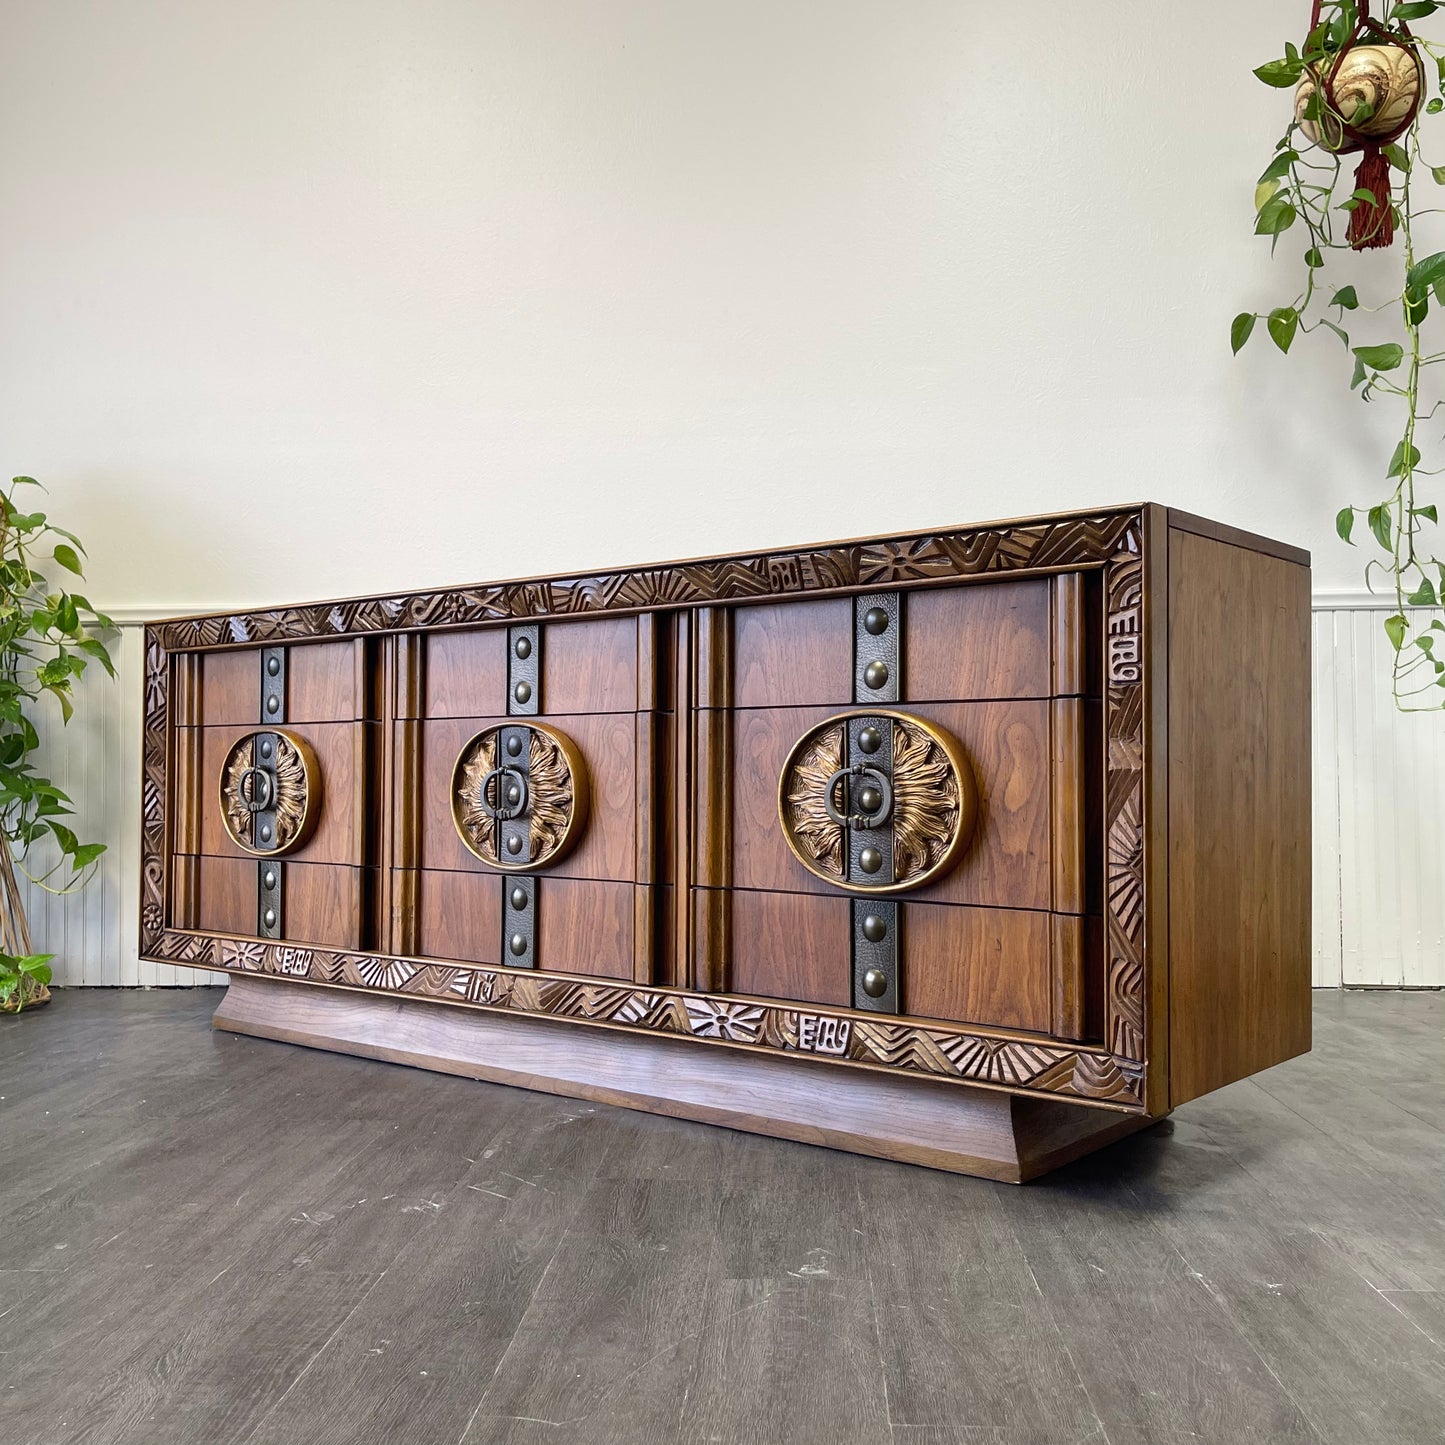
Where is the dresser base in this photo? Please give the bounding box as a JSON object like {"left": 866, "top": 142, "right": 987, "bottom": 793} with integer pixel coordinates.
{"left": 212, "top": 976, "right": 1161, "bottom": 1183}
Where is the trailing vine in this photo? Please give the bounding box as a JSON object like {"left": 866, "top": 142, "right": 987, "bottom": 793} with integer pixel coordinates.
{"left": 1237, "top": 0, "right": 1445, "bottom": 708}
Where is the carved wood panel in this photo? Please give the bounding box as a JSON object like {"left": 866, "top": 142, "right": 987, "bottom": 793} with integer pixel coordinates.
{"left": 141, "top": 509, "right": 1153, "bottom": 1111}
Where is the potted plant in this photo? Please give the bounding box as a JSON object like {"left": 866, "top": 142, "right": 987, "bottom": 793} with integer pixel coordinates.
{"left": 0, "top": 476, "right": 114, "bottom": 1013}
{"left": 1236, "top": 0, "right": 1445, "bottom": 709}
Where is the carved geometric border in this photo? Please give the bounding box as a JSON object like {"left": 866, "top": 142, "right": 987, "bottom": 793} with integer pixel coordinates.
{"left": 148, "top": 929, "right": 1146, "bottom": 1109}
{"left": 139, "top": 508, "right": 1151, "bottom": 1109}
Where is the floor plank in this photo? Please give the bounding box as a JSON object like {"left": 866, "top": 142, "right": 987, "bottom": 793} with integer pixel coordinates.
{"left": 0, "top": 988, "right": 1441, "bottom": 1445}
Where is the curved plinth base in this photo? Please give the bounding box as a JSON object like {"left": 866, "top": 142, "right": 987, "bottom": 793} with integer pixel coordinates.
{"left": 212, "top": 976, "right": 1161, "bottom": 1183}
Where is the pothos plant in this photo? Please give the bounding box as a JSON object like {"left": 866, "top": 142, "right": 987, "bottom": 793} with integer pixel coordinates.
{"left": 0, "top": 476, "right": 115, "bottom": 1012}
{"left": 1237, "top": 0, "right": 1445, "bottom": 708}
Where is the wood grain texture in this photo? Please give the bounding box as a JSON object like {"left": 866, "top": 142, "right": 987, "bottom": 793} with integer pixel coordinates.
{"left": 726, "top": 887, "right": 851, "bottom": 1007}
{"left": 419, "top": 712, "right": 636, "bottom": 880}
{"left": 1167, "top": 527, "right": 1312, "bottom": 1105}
{"left": 904, "top": 578, "right": 1053, "bottom": 702}
{"left": 198, "top": 640, "right": 363, "bottom": 726}
{"left": 187, "top": 721, "right": 366, "bottom": 867}
{"left": 196, "top": 855, "right": 369, "bottom": 950}
{"left": 732, "top": 597, "right": 852, "bottom": 709}
{"left": 211, "top": 976, "right": 1151, "bottom": 1181}
{"left": 422, "top": 626, "right": 508, "bottom": 718}
{"left": 902, "top": 902, "right": 1052, "bottom": 1033}
{"left": 729, "top": 701, "right": 1053, "bottom": 910}
{"left": 541, "top": 616, "right": 639, "bottom": 714}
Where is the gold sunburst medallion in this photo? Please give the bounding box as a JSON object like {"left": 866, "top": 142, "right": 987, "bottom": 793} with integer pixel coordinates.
{"left": 451, "top": 722, "right": 589, "bottom": 870}
{"left": 778, "top": 709, "right": 976, "bottom": 894}
{"left": 219, "top": 730, "right": 320, "bottom": 856}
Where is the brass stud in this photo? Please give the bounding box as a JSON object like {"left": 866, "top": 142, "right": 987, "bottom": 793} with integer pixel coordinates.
{"left": 263, "top": 908, "right": 277, "bottom": 928}
{"left": 506, "top": 783, "right": 522, "bottom": 806}
{"left": 863, "top": 661, "right": 889, "bottom": 691}
{"left": 509, "top": 932, "right": 527, "bottom": 956}
{"left": 510, "top": 886, "right": 528, "bottom": 910}
{"left": 514, "top": 636, "right": 532, "bottom": 659}
{"left": 265, "top": 694, "right": 280, "bottom": 714}
{"left": 858, "top": 846, "right": 883, "bottom": 875}
{"left": 260, "top": 740, "right": 272, "bottom": 759}
{"left": 506, "top": 734, "right": 523, "bottom": 757}
{"left": 862, "top": 967, "right": 888, "bottom": 998}
{"left": 259, "top": 824, "right": 272, "bottom": 844}
{"left": 266, "top": 656, "right": 281, "bottom": 676}
{"left": 857, "top": 726, "right": 882, "bottom": 755}
{"left": 506, "top": 833, "right": 523, "bottom": 855}
{"left": 513, "top": 681, "right": 532, "bottom": 705}
{"left": 857, "top": 785, "right": 883, "bottom": 816}
{"left": 263, "top": 870, "right": 276, "bottom": 890}
{"left": 862, "top": 914, "right": 887, "bottom": 943}
{"left": 863, "top": 606, "right": 889, "bottom": 636}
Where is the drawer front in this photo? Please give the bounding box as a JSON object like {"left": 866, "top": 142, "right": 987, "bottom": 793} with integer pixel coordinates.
{"left": 398, "top": 616, "right": 666, "bottom": 982}
{"left": 692, "top": 576, "right": 1102, "bottom": 1038}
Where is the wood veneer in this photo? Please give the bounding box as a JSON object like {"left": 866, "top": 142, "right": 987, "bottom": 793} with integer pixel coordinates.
{"left": 141, "top": 504, "right": 1312, "bottom": 1181}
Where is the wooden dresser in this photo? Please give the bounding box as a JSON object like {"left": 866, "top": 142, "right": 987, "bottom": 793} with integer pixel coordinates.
{"left": 142, "top": 504, "right": 1311, "bottom": 1182}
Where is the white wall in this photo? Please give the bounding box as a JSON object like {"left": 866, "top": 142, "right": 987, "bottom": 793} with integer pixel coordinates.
{"left": 0, "top": 2, "right": 1440, "bottom": 985}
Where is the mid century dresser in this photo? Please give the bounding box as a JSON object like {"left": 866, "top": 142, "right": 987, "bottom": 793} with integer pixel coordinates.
{"left": 143, "top": 504, "right": 1311, "bottom": 1181}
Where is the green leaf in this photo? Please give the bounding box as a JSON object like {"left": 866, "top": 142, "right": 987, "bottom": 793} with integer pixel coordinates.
{"left": 1255, "top": 178, "right": 1281, "bottom": 212}
{"left": 1429, "top": 99, "right": 1444, "bottom": 115}
{"left": 1305, "top": 246, "right": 1325, "bottom": 268}
{"left": 1394, "top": 0, "right": 1438, "bottom": 18}
{"left": 1268, "top": 307, "right": 1300, "bottom": 353}
{"left": 1388, "top": 441, "right": 1422, "bottom": 479}
{"left": 1408, "top": 578, "right": 1438, "bottom": 606}
{"left": 1385, "top": 613, "right": 1409, "bottom": 651}
{"left": 1258, "top": 150, "right": 1298, "bottom": 184}
{"left": 1384, "top": 142, "right": 1412, "bottom": 173}
{"left": 76, "top": 637, "right": 115, "bottom": 678}
{"left": 1333, "top": 285, "right": 1360, "bottom": 310}
{"left": 1412, "top": 504, "right": 1439, "bottom": 523}
{"left": 1369, "top": 504, "right": 1395, "bottom": 552}
{"left": 1337, "top": 507, "right": 1356, "bottom": 544}
{"left": 1231, "top": 313, "right": 1258, "bottom": 354}
{"left": 1353, "top": 343, "right": 1405, "bottom": 371}
{"left": 69, "top": 842, "right": 105, "bottom": 870}
{"left": 51, "top": 544, "right": 82, "bottom": 576}
{"left": 1256, "top": 194, "right": 1297, "bottom": 236}
{"left": 1320, "top": 319, "right": 1351, "bottom": 348}
{"left": 1255, "top": 58, "right": 1305, "bottom": 88}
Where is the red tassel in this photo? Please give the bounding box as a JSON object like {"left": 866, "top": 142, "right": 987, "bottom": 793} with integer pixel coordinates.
{"left": 1349, "top": 148, "right": 1395, "bottom": 251}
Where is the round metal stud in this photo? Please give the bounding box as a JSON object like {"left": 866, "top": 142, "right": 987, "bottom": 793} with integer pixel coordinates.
{"left": 514, "top": 636, "right": 532, "bottom": 660}
{"left": 857, "top": 785, "right": 883, "bottom": 816}
{"left": 506, "top": 782, "right": 522, "bottom": 807}
{"left": 259, "top": 824, "right": 273, "bottom": 844}
{"left": 510, "top": 886, "right": 528, "bottom": 911}
{"left": 857, "top": 726, "right": 883, "bottom": 755}
{"left": 862, "top": 914, "right": 887, "bottom": 944}
{"left": 263, "top": 870, "right": 276, "bottom": 890}
{"left": 858, "top": 846, "right": 883, "bottom": 875}
{"left": 513, "top": 681, "right": 532, "bottom": 705}
{"left": 263, "top": 908, "right": 277, "bottom": 928}
{"left": 260, "top": 740, "right": 272, "bottom": 759}
{"left": 266, "top": 656, "right": 281, "bottom": 676}
{"left": 862, "top": 967, "right": 888, "bottom": 998}
{"left": 506, "top": 833, "right": 523, "bottom": 856}
{"left": 863, "top": 607, "right": 889, "bottom": 636}
{"left": 506, "top": 734, "right": 523, "bottom": 757}
{"left": 265, "top": 694, "right": 280, "bottom": 714}
{"left": 863, "top": 661, "right": 889, "bottom": 691}
{"left": 509, "top": 933, "right": 527, "bottom": 957}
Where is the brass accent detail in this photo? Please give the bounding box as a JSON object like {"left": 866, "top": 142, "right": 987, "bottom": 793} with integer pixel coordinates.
{"left": 218, "top": 730, "right": 320, "bottom": 857}
{"left": 451, "top": 721, "right": 589, "bottom": 871}
{"left": 778, "top": 710, "right": 977, "bottom": 895}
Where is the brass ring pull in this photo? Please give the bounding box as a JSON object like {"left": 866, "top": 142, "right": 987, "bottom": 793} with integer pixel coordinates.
{"left": 822, "top": 764, "right": 893, "bottom": 830}
{"left": 476, "top": 765, "right": 530, "bottom": 822}
{"left": 238, "top": 766, "right": 276, "bottom": 814}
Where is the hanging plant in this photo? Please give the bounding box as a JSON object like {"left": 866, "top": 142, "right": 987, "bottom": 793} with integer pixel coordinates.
{"left": 1236, "top": 0, "right": 1445, "bottom": 708}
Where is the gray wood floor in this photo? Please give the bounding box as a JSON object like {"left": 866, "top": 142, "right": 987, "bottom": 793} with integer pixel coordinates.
{"left": 1, "top": 990, "right": 1441, "bottom": 1445}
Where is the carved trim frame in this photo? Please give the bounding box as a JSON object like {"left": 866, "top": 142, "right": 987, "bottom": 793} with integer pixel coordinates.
{"left": 140, "top": 508, "right": 1152, "bottom": 1113}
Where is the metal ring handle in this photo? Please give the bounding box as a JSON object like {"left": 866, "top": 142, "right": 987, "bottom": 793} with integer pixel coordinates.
{"left": 238, "top": 766, "right": 275, "bottom": 814}
{"left": 477, "top": 765, "right": 530, "bottom": 821}
{"left": 822, "top": 764, "right": 893, "bottom": 829}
